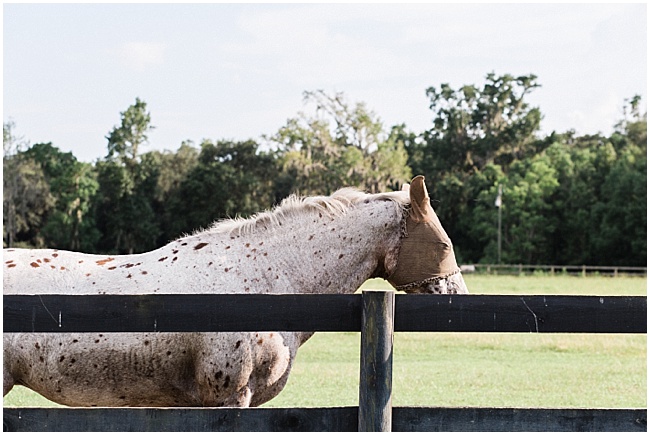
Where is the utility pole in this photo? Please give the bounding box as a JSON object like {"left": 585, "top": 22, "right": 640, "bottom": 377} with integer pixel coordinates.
{"left": 495, "top": 184, "right": 503, "bottom": 264}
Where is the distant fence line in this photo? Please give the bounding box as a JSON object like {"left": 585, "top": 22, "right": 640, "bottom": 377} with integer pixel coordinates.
{"left": 461, "top": 264, "right": 647, "bottom": 277}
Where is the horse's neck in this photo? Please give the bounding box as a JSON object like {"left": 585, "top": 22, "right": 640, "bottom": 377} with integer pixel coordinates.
{"left": 218, "top": 200, "right": 404, "bottom": 295}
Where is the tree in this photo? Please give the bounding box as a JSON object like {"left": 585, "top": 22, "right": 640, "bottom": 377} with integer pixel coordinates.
{"left": 95, "top": 98, "right": 159, "bottom": 254}
{"left": 3, "top": 122, "right": 55, "bottom": 248}
{"left": 500, "top": 155, "right": 559, "bottom": 264}
{"left": 588, "top": 103, "right": 647, "bottom": 266}
{"left": 23, "top": 142, "right": 100, "bottom": 252}
{"left": 106, "top": 97, "right": 154, "bottom": 165}
{"left": 94, "top": 158, "right": 160, "bottom": 254}
{"left": 270, "top": 90, "right": 411, "bottom": 197}
{"left": 423, "top": 73, "right": 542, "bottom": 173}
{"left": 3, "top": 87, "right": 645, "bottom": 266}
{"left": 590, "top": 150, "right": 646, "bottom": 266}
{"left": 167, "top": 139, "right": 278, "bottom": 236}
{"left": 409, "top": 73, "right": 543, "bottom": 262}
{"left": 615, "top": 94, "right": 647, "bottom": 150}
{"left": 144, "top": 142, "right": 200, "bottom": 245}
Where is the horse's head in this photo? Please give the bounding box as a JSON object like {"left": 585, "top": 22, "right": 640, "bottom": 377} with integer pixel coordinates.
{"left": 386, "top": 176, "right": 469, "bottom": 295}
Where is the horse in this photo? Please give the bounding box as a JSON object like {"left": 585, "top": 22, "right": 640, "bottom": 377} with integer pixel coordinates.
{"left": 3, "top": 175, "right": 468, "bottom": 407}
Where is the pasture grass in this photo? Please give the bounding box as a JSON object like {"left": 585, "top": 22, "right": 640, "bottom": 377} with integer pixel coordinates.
{"left": 4, "top": 275, "right": 646, "bottom": 409}
{"left": 267, "top": 331, "right": 645, "bottom": 408}
{"left": 265, "top": 274, "right": 646, "bottom": 408}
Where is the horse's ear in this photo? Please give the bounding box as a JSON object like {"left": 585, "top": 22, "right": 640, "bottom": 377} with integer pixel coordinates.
{"left": 409, "top": 175, "right": 434, "bottom": 222}
{"left": 401, "top": 183, "right": 410, "bottom": 192}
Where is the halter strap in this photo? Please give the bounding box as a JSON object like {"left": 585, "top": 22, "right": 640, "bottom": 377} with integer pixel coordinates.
{"left": 392, "top": 268, "right": 461, "bottom": 291}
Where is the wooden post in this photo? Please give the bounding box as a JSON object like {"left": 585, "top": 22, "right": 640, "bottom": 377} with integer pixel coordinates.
{"left": 359, "top": 291, "right": 394, "bottom": 432}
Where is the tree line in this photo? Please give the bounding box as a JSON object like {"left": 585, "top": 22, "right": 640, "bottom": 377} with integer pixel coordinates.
{"left": 3, "top": 73, "right": 646, "bottom": 266}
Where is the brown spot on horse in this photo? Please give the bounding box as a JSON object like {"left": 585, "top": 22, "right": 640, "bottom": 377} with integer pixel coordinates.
{"left": 96, "top": 257, "right": 115, "bottom": 266}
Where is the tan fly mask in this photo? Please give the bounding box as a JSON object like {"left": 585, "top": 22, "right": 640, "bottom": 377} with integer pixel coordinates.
{"left": 387, "top": 176, "right": 468, "bottom": 295}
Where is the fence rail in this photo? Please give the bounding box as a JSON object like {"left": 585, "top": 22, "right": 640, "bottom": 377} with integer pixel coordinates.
{"left": 4, "top": 294, "right": 645, "bottom": 333}
{"left": 3, "top": 292, "right": 647, "bottom": 432}
{"left": 464, "top": 263, "right": 647, "bottom": 276}
{"left": 4, "top": 406, "right": 647, "bottom": 432}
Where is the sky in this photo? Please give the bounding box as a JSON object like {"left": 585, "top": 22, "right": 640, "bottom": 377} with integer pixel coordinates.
{"left": 3, "top": 3, "right": 647, "bottom": 163}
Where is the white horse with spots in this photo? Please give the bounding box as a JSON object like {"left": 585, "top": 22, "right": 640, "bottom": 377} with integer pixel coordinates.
{"left": 3, "top": 176, "right": 468, "bottom": 407}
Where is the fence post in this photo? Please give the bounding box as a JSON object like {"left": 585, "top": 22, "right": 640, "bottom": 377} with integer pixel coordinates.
{"left": 359, "top": 290, "right": 394, "bottom": 432}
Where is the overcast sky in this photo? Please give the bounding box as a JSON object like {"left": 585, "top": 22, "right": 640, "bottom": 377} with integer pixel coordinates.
{"left": 3, "top": 3, "right": 647, "bottom": 162}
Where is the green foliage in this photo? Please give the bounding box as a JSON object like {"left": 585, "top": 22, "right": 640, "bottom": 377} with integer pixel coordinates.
{"left": 93, "top": 159, "right": 160, "bottom": 254}
{"left": 271, "top": 90, "right": 411, "bottom": 196}
{"left": 141, "top": 142, "right": 200, "bottom": 244}
{"left": 424, "top": 73, "right": 542, "bottom": 172}
{"left": 590, "top": 147, "right": 646, "bottom": 265}
{"left": 3, "top": 123, "right": 55, "bottom": 248}
{"left": 165, "top": 139, "right": 278, "bottom": 238}
{"left": 105, "top": 97, "right": 153, "bottom": 164}
{"left": 406, "top": 73, "right": 645, "bottom": 266}
{"left": 94, "top": 98, "right": 159, "bottom": 254}
{"left": 24, "top": 143, "right": 100, "bottom": 252}
{"left": 2, "top": 84, "right": 646, "bottom": 267}
{"left": 411, "top": 74, "right": 547, "bottom": 263}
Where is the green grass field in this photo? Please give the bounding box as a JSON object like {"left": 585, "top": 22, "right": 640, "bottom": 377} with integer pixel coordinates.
{"left": 4, "top": 275, "right": 646, "bottom": 409}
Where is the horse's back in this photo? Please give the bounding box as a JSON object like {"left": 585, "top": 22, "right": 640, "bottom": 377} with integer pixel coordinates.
{"left": 4, "top": 248, "right": 105, "bottom": 295}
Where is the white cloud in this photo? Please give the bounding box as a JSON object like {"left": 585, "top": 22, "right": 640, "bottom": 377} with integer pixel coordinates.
{"left": 116, "top": 41, "right": 165, "bottom": 72}
{"left": 3, "top": 3, "right": 645, "bottom": 161}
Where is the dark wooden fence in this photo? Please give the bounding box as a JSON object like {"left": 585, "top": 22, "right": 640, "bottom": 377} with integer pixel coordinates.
{"left": 3, "top": 292, "right": 647, "bottom": 432}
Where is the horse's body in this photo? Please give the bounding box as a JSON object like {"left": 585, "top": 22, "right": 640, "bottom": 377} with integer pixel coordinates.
{"left": 3, "top": 176, "right": 468, "bottom": 407}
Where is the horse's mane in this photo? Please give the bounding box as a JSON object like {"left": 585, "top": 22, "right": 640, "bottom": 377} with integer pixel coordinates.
{"left": 205, "top": 187, "right": 409, "bottom": 237}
